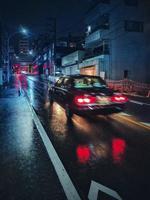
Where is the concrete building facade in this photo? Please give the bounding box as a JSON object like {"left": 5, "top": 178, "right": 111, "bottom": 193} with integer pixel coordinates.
{"left": 63, "top": 0, "right": 150, "bottom": 83}
{"left": 62, "top": 50, "right": 85, "bottom": 75}
{"left": 83, "top": 0, "right": 150, "bottom": 83}
{"left": 19, "top": 37, "right": 29, "bottom": 54}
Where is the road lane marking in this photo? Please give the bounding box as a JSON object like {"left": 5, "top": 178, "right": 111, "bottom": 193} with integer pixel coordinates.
{"left": 119, "top": 112, "right": 131, "bottom": 117}
{"left": 140, "top": 122, "right": 150, "bottom": 127}
{"left": 142, "top": 102, "right": 150, "bottom": 106}
{"left": 129, "top": 100, "right": 143, "bottom": 105}
{"left": 129, "top": 100, "right": 150, "bottom": 106}
{"left": 88, "top": 181, "right": 122, "bottom": 200}
{"left": 25, "top": 99, "right": 81, "bottom": 200}
{"left": 116, "top": 114, "right": 150, "bottom": 131}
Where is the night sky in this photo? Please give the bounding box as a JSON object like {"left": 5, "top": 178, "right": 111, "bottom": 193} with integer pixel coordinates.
{"left": 0, "top": 0, "right": 89, "bottom": 36}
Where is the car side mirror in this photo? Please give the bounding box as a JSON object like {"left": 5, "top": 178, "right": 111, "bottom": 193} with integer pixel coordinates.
{"left": 67, "top": 84, "right": 73, "bottom": 89}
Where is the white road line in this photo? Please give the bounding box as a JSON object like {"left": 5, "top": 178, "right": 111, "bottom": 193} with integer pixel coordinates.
{"left": 116, "top": 113, "right": 150, "bottom": 130}
{"left": 129, "top": 100, "right": 150, "bottom": 106}
{"left": 123, "top": 93, "right": 146, "bottom": 98}
{"left": 129, "top": 100, "right": 144, "bottom": 105}
{"left": 140, "top": 122, "right": 150, "bottom": 127}
{"left": 119, "top": 112, "right": 131, "bottom": 117}
{"left": 88, "top": 181, "right": 122, "bottom": 200}
{"left": 142, "top": 102, "right": 150, "bottom": 106}
{"left": 26, "top": 99, "right": 81, "bottom": 200}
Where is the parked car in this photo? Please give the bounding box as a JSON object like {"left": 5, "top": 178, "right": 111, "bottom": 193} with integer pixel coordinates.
{"left": 48, "top": 75, "right": 128, "bottom": 119}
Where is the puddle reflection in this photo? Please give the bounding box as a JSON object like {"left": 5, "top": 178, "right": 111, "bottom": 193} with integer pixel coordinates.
{"left": 48, "top": 102, "right": 127, "bottom": 166}
{"left": 112, "top": 138, "right": 126, "bottom": 164}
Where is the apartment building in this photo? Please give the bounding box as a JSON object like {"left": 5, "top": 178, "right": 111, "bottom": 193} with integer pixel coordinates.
{"left": 19, "top": 36, "right": 29, "bottom": 54}
{"left": 81, "top": 0, "right": 150, "bottom": 83}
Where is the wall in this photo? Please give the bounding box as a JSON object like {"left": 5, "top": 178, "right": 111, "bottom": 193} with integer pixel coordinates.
{"left": 84, "top": 0, "right": 150, "bottom": 83}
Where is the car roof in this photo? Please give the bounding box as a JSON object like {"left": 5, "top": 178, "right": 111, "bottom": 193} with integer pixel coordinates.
{"left": 60, "top": 74, "right": 102, "bottom": 79}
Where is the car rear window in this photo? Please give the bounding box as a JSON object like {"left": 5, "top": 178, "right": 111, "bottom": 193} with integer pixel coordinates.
{"left": 73, "top": 77, "right": 106, "bottom": 88}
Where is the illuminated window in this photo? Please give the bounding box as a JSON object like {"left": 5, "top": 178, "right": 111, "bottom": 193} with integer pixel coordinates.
{"left": 69, "top": 42, "right": 76, "bottom": 48}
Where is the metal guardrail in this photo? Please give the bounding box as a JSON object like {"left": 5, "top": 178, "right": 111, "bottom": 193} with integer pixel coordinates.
{"left": 106, "top": 79, "right": 150, "bottom": 96}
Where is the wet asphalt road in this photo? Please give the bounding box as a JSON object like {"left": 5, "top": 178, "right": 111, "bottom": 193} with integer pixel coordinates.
{"left": 18, "top": 75, "right": 150, "bottom": 199}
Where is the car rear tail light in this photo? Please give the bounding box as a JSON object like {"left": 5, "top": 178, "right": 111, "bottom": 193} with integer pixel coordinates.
{"left": 111, "top": 95, "right": 128, "bottom": 103}
{"left": 74, "top": 95, "right": 96, "bottom": 106}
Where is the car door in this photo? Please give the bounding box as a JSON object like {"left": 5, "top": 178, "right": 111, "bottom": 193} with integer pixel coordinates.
{"left": 54, "top": 77, "right": 64, "bottom": 103}
{"left": 58, "top": 78, "right": 71, "bottom": 105}
{"left": 62, "top": 78, "right": 74, "bottom": 105}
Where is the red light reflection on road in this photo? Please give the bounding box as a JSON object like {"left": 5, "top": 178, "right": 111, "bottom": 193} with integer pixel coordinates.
{"left": 112, "top": 138, "right": 126, "bottom": 164}
{"left": 15, "top": 74, "right": 27, "bottom": 89}
{"left": 76, "top": 145, "right": 91, "bottom": 164}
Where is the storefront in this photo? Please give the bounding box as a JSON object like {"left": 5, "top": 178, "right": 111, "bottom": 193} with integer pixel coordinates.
{"left": 79, "top": 55, "right": 110, "bottom": 80}
{"left": 80, "top": 65, "right": 96, "bottom": 76}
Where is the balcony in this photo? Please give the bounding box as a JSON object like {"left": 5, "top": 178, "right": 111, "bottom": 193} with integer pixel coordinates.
{"left": 85, "top": 14, "right": 109, "bottom": 47}
{"left": 84, "top": 44, "right": 109, "bottom": 59}
{"left": 85, "top": 30, "right": 101, "bottom": 47}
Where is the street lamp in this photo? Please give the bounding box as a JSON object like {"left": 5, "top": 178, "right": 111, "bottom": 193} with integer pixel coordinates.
{"left": 7, "top": 27, "right": 28, "bottom": 82}
{"left": 20, "top": 28, "right": 28, "bottom": 35}
{"left": 29, "top": 50, "right": 33, "bottom": 55}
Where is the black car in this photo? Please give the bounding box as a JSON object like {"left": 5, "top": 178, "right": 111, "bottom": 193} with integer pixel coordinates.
{"left": 49, "top": 75, "right": 128, "bottom": 119}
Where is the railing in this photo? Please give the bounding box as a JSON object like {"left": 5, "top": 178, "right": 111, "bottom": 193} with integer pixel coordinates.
{"left": 106, "top": 79, "right": 150, "bottom": 96}
{"left": 84, "top": 49, "right": 109, "bottom": 59}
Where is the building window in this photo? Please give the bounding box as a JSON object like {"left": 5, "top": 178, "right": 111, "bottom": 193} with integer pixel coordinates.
{"left": 124, "top": 70, "right": 129, "bottom": 79}
{"left": 124, "top": 0, "right": 138, "bottom": 6}
{"left": 99, "top": 14, "right": 109, "bottom": 29}
{"left": 124, "top": 20, "right": 144, "bottom": 32}
{"left": 69, "top": 42, "right": 76, "bottom": 48}
{"left": 93, "top": 41, "right": 109, "bottom": 55}
{"left": 91, "top": 14, "right": 109, "bottom": 32}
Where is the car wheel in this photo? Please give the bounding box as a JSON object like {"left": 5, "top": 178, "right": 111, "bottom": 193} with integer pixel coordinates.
{"left": 65, "top": 104, "right": 73, "bottom": 119}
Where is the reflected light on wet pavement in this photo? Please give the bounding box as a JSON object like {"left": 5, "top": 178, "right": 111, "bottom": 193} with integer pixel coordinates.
{"left": 49, "top": 103, "right": 68, "bottom": 139}
{"left": 90, "top": 143, "right": 109, "bottom": 160}
{"left": 112, "top": 138, "right": 126, "bottom": 164}
{"left": 76, "top": 143, "right": 109, "bottom": 164}
{"left": 72, "top": 115, "right": 97, "bottom": 135}
{"left": 29, "top": 88, "right": 35, "bottom": 105}
{"left": 48, "top": 102, "right": 128, "bottom": 167}
{"left": 76, "top": 145, "right": 91, "bottom": 164}
{"left": 15, "top": 74, "right": 28, "bottom": 90}
{"left": 16, "top": 118, "right": 34, "bottom": 155}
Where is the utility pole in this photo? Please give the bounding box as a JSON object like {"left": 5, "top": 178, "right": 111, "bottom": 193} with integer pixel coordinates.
{"left": 46, "top": 17, "right": 57, "bottom": 75}
{"left": 0, "top": 22, "right": 3, "bottom": 86}
{"left": 53, "top": 18, "right": 57, "bottom": 75}
{"left": 7, "top": 35, "right": 10, "bottom": 83}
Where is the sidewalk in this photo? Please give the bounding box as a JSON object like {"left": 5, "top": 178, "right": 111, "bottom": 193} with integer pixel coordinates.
{"left": 0, "top": 80, "right": 66, "bottom": 200}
